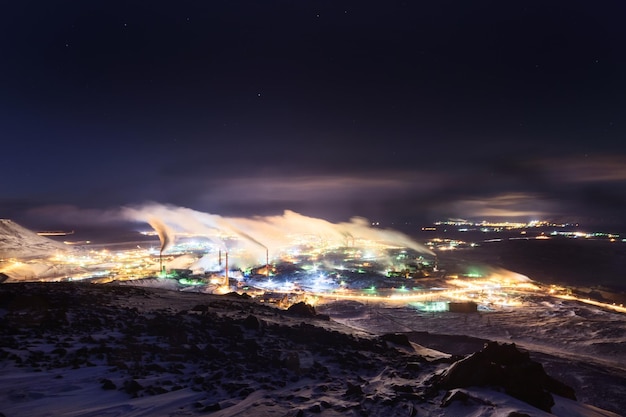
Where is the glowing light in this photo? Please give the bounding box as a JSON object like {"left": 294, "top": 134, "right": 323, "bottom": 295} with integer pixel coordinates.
{"left": 179, "top": 278, "right": 205, "bottom": 286}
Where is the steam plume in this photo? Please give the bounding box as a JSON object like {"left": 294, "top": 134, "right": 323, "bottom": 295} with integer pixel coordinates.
{"left": 124, "top": 204, "right": 435, "bottom": 265}
{"left": 147, "top": 216, "right": 174, "bottom": 253}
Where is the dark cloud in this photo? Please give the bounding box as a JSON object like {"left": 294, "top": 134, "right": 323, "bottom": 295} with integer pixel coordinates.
{"left": 20, "top": 205, "right": 124, "bottom": 227}
{"left": 2, "top": 1, "right": 626, "bottom": 228}
{"left": 536, "top": 155, "right": 626, "bottom": 183}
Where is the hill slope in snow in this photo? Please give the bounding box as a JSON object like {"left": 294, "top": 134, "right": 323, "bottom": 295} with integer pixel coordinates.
{"left": 0, "top": 219, "right": 68, "bottom": 259}
{"left": 0, "top": 282, "right": 621, "bottom": 417}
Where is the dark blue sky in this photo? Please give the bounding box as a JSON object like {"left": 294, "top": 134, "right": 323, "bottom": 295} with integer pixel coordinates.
{"left": 2, "top": 1, "right": 626, "bottom": 229}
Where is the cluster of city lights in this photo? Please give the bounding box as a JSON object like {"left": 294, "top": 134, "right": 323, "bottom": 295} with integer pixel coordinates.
{"left": 3, "top": 219, "right": 625, "bottom": 316}
{"left": 433, "top": 219, "right": 576, "bottom": 229}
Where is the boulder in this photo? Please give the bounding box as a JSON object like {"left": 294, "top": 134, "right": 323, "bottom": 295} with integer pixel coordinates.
{"left": 286, "top": 302, "right": 316, "bottom": 318}
{"left": 435, "top": 342, "right": 576, "bottom": 412}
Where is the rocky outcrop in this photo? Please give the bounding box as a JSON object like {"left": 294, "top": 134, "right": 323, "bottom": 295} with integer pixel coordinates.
{"left": 286, "top": 301, "right": 317, "bottom": 317}
{"left": 0, "top": 283, "right": 584, "bottom": 417}
{"left": 434, "top": 341, "right": 576, "bottom": 412}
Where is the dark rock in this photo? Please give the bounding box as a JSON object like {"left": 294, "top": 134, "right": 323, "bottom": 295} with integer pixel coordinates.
{"left": 344, "top": 382, "right": 363, "bottom": 398}
{"left": 405, "top": 361, "right": 421, "bottom": 371}
{"left": 309, "top": 403, "right": 322, "bottom": 413}
{"left": 315, "top": 384, "right": 330, "bottom": 393}
{"left": 123, "top": 379, "right": 143, "bottom": 396}
{"left": 216, "top": 321, "right": 243, "bottom": 340}
{"left": 190, "top": 304, "right": 209, "bottom": 312}
{"left": 286, "top": 302, "right": 316, "bottom": 318}
{"left": 392, "top": 384, "right": 414, "bottom": 393}
{"left": 381, "top": 333, "right": 412, "bottom": 347}
{"left": 224, "top": 291, "right": 250, "bottom": 299}
{"left": 435, "top": 342, "right": 576, "bottom": 412}
{"left": 201, "top": 403, "right": 221, "bottom": 412}
{"left": 544, "top": 374, "right": 577, "bottom": 400}
{"left": 100, "top": 378, "right": 116, "bottom": 390}
{"left": 242, "top": 314, "right": 260, "bottom": 330}
{"left": 283, "top": 352, "right": 300, "bottom": 372}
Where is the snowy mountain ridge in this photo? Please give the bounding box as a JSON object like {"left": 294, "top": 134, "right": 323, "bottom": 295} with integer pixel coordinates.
{"left": 0, "top": 219, "right": 68, "bottom": 259}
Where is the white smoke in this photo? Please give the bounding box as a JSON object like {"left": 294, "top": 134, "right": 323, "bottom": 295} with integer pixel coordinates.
{"left": 123, "top": 203, "right": 435, "bottom": 267}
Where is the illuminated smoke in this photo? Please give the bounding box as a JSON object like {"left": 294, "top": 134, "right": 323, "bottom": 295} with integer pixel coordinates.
{"left": 125, "top": 204, "right": 228, "bottom": 250}
{"left": 221, "top": 223, "right": 268, "bottom": 253}
{"left": 147, "top": 216, "right": 174, "bottom": 253}
{"left": 123, "top": 204, "right": 435, "bottom": 266}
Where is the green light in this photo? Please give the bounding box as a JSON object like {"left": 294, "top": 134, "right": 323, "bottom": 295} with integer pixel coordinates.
{"left": 465, "top": 266, "right": 484, "bottom": 278}
{"left": 179, "top": 278, "right": 205, "bottom": 286}
{"left": 364, "top": 285, "right": 377, "bottom": 295}
{"left": 414, "top": 301, "right": 448, "bottom": 312}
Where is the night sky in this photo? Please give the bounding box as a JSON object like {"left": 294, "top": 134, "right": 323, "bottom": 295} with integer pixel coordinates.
{"left": 2, "top": 1, "right": 626, "bottom": 230}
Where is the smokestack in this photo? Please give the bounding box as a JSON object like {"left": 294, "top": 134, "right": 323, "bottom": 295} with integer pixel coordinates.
{"left": 147, "top": 217, "right": 173, "bottom": 277}
{"left": 148, "top": 217, "right": 173, "bottom": 254}
{"left": 219, "top": 249, "right": 222, "bottom": 266}
{"left": 266, "top": 248, "right": 269, "bottom": 278}
{"left": 224, "top": 251, "right": 229, "bottom": 287}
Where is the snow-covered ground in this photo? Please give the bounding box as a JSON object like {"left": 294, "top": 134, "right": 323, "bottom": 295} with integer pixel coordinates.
{"left": 317, "top": 296, "right": 626, "bottom": 415}
{"left": 0, "top": 219, "right": 68, "bottom": 259}
{"left": 0, "top": 281, "right": 623, "bottom": 417}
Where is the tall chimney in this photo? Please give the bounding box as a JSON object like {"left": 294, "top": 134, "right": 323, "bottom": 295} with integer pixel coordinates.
{"left": 224, "top": 251, "right": 229, "bottom": 287}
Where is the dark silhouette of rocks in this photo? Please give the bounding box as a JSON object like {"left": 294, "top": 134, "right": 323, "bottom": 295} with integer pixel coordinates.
{"left": 224, "top": 291, "right": 251, "bottom": 299}
{"left": 0, "top": 282, "right": 584, "bottom": 416}
{"left": 435, "top": 341, "right": 576, "bottom": 412}
{"left": 241, "top": 314, "right": 261, "bottom": 330}
{"left": 100, "top": 378, "right": 116, "bottom": 390}
{"left": 381, "top": 333, "right": 412, "bottom": 347}
{"left": 286, "top": 301, "right": 317, "bottom": 317}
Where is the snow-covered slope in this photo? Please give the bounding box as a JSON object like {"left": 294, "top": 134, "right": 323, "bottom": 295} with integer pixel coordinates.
{"left": 0, "top": 219, "right": 68, "bottom": 258}
{"left": 0, "top": 282, "right": 621, "bottom": 417}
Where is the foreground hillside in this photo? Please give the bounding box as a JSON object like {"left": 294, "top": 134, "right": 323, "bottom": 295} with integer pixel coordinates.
{"left": 0, "top": 282, "right": 620, "bottom": 417}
